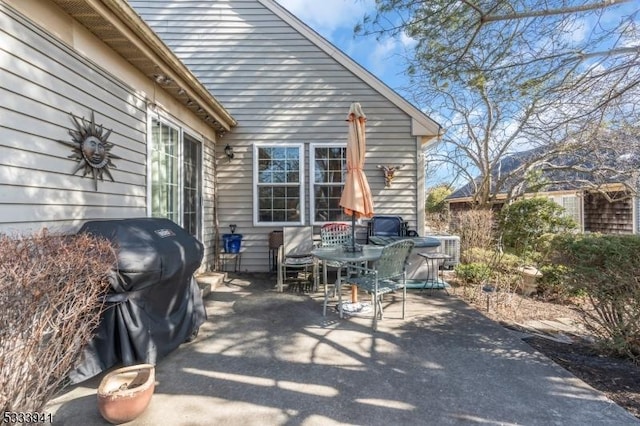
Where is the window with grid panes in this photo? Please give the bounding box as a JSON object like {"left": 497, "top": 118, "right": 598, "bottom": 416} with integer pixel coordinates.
{"left": 561, "top": 195, "right": 581, "bottom": 228}
{"left": 310, "top": 144, "right": 348, "bottom": 224}
{"left": 254, "top": 144, "right": 304, "bottom": 225}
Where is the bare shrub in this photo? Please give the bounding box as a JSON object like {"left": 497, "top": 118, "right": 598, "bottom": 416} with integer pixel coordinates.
{"left": 0, "top": 230, "right": 116, "bottom": 414}
{"left": 450, "top": 209, "right": 495, "bottom": 262}
{"left": 425, "top": 211, "right": 450, "bottom": 234}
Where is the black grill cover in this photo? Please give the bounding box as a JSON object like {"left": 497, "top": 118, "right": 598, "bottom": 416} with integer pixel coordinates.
{"left": 69, "top": 218, "right": 206, "bottom": 383}
{"left": 369, "top": 216, "right": 407, "bottom": 237}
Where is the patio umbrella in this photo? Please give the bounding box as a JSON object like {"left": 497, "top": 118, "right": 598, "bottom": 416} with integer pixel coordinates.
{"left": 340, "top": 102, "right": 374, "bottom": 249}
{"left": 340, "top": 102, "right": 374, "bottom": 306}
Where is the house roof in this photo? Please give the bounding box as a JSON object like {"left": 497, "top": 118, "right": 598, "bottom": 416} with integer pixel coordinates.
{"left": 447, "top": 147, "right": 637, "bottom": 202}
{"left": 48, "top": 0, "right": 236, "bottom": 134}
{"left": 256, "top": 0, "right": 443, "bottom": 143}
{"left": 447, "top": 150, "right": 534, "bottom": 201}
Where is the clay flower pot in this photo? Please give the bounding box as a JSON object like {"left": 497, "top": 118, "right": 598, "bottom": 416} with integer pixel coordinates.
{"left": 97, "top": 364, "right": 155, "bottom": 424}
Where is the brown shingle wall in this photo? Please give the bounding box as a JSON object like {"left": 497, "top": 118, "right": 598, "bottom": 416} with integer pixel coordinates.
{"left": 584, "top": 192, "right": 634, "bottom": 234}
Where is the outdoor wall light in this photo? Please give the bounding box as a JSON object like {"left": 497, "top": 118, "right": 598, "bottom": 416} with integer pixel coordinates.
{"left": 224, "top": 144, "right": 234, "bottom": 161}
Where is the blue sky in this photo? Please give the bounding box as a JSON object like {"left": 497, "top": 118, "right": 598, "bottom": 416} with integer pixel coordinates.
{"left": 274, "top": 0, "right": 411, "bottom": 97}
{"left": 274, "top": 1, "right": 451, "bottom": 185}
{"left": 274, "top": 0, "right": 640, "bottom": 189}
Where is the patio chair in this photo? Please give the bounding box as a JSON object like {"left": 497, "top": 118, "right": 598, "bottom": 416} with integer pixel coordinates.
{"left": 319, "top": 223, "right": 353, "bottom": 314}
{"left": 276, "top": 226, "right": 318, "bottom": 292}
{"left": 345, "top": 239, "right": 415, "bottom": 330}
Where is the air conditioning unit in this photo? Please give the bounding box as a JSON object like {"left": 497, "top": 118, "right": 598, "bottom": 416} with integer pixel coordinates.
{"left": 428, "top": 235, "right": 460, "bottom": 269}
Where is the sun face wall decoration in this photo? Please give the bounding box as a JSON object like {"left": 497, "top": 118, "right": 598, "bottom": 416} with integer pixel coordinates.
{"left": 58, "top": 111, "right": 120, "bottom": 191}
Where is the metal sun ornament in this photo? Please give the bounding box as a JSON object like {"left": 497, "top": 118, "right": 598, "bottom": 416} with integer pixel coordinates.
{"left": 59, "top": 111, "right": 120, "bottom": 191}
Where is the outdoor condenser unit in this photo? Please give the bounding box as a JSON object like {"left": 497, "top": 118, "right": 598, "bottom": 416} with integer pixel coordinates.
{"left": 429, "top": 235, "right": 461, "bottom": 269}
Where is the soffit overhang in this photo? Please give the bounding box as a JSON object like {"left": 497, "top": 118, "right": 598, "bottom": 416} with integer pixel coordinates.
{"left": 49, "top": 0, "right": 237, "bottom": 135}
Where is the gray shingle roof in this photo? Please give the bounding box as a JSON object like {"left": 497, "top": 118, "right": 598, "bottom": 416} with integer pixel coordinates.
{"left": 447, "top": 147, "right": 639, "bottom": 201}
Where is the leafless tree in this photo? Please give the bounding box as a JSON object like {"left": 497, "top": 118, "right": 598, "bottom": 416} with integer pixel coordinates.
{"left": 357, "top": 0, "right": 640, "bottom": 205}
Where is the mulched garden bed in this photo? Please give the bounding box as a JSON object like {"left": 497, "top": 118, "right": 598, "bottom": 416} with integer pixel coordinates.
{"left": 523, "top": 336, "right": 640, "bottom": 420}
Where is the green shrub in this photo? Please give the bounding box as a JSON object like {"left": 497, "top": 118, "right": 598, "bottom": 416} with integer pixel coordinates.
{"left": 464, "top": 247, "right": 521, "bottom": 272}
{"left": 499, "top": 197, "right": 576, "bottom": 257}
{"left": 455, "top": 262, "right": 491, "bottom": 284}
{"left": 425, "top": 184, "right": 452, "bottom": 213}
{"left": 462, "top": 247, "right": 493, "bottom": 264}
{"left": 552, "top": 233, "right": 640, "bottom": 361}
{"left": 536, "top": 263, "right": 576, "bottom": 302}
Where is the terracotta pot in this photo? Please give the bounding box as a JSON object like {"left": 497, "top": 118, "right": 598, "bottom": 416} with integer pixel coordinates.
{"left": 97, "top": 364, "right": 155, "bottom": 424}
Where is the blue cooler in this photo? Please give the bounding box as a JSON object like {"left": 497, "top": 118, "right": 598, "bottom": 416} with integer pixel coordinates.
{"left": 222, "top": 234, "right": 243, "bottom": 253}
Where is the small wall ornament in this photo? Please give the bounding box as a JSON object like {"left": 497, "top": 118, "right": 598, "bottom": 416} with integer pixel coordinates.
{"left": 377, "top": 164, "right": 403, "bottom": 187}
{"left": 58, "top": 111, "right": 120, "bottom": 191}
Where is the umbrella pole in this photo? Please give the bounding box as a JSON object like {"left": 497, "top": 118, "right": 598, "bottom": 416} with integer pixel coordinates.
{"left": 351, "top": 214, "right": 356, "bottom": 251}
{"left": 350, "top": 213, "right": 358, "bottom": 303}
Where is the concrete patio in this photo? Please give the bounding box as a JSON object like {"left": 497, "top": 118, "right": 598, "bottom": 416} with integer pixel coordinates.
{"left": 46, "top": 273, "right": 639, "bottom": 425}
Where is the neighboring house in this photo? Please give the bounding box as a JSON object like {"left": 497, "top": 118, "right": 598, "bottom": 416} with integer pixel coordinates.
{"left": 130, "top": 0, "right": 442, "bottom": 272}
{"left": 446, "top": 150, "right": 639, "bottom": 235}
{"left": 0, "top": 0, "right": 236, "bottom": 270}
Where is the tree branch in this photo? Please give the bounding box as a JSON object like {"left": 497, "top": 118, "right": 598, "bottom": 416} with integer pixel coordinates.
{"left": 482, "top": 0, "right": 634, "bottom": 22}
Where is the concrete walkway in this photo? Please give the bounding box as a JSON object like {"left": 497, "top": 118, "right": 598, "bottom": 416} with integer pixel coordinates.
{"left": 46, "top": 273, "right": 638, "bottom": 425}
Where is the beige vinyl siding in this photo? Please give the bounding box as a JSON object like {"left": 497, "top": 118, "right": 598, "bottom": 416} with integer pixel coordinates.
{"left": 201, "top": 138, "right": 218, "bottom": 269}
{"left": 0, "top": 4, "right": 147, "bottom": 234}
{"left": 132, "top": 0, "right": 421, "bottom": 271}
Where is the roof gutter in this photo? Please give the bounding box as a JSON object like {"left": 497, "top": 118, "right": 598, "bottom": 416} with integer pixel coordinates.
{"left": 83, "top": 0, "right": 237, "bottom": 132}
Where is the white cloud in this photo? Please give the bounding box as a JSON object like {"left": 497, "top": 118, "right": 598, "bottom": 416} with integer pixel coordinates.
{"left": 565, "top": 17, "right": 589, "bottom": 43}
{"left": 368, "top": 38, "right": 398, "bottom": 74}
{"left": 276, "top": 0, "right": 374, "bottom": 37}
{"left": 274, "top": 0, "right": 409, "bottom": 91}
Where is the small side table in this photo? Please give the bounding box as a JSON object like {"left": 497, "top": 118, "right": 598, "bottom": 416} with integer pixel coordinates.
{"left": 219, "top": 248, "right": 245, "bottom": 272}
{"left": 417, "top": 252, "right": 451, "bottom": 293}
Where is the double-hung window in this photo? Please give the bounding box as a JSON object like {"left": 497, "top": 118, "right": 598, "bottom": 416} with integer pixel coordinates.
{"left": 548, "top": 194, "right": 583, "bottom": 231}
{"left": 560, "top": 195, "right": 582, "bottom": 230}
{"left": 310, "top": 144, "right": 348, "bottom": 224}
{"left": 149, "top": 117, "right": 202, "bottom": 238}
{"left": 254, "top": 144, "right": 304, "bottom": 225}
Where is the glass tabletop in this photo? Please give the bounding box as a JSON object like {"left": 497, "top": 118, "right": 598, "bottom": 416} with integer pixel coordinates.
{"left": 311, "top": 245, "right": 384, "bottom": 263}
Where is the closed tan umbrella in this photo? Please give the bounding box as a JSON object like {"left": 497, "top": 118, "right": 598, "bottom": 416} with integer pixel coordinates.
{"left": 340, "top": 102, "right": 374, "bottom": 306}
{"left": 340, "top": 102, "right": 374, "bottom": 225}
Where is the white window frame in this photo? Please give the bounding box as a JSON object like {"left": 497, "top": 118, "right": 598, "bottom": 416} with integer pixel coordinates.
{"left": 253, "top": 143, "right": 305, "bottom": 226}
{"left": 309, "top": 143, "right": 348, "bottom": 225}
{"left": 146, "top": 110, "right": 204, "bottom": 239}
{"left": 548, "top": 194, "right": 583, "bottom": 232}
{"left": 560, "top": 194, "right": 583, "bottom": 232}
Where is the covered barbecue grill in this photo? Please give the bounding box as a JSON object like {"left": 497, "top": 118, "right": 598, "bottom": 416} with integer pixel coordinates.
{"left": 69, "top": 218, "right": 207, "bottom": 383}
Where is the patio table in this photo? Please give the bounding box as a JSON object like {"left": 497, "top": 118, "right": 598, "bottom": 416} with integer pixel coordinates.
{"left": 311, "top": 245, "right": 384, "bottom": 317}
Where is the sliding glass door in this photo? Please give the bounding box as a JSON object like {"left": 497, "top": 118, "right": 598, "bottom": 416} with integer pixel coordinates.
{"left": 182, "top": 133, "right": 201, "bottom": 236}
{"left": 150, "top": 118, "right": 202, "bottom": 238}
